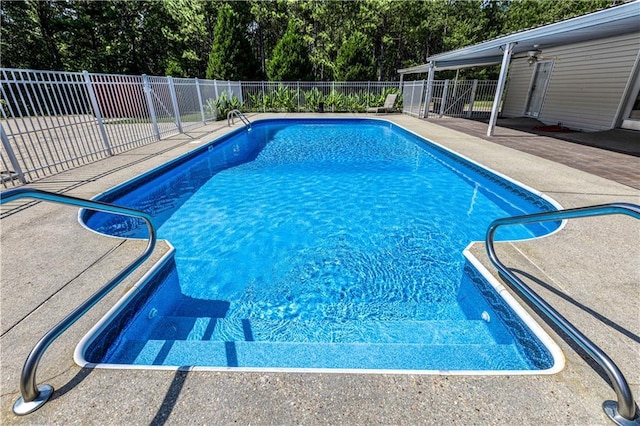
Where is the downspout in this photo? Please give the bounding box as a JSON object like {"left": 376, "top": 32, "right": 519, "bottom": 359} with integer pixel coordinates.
{"left": 487, "top": 42, "right": 515, "bottom": 137}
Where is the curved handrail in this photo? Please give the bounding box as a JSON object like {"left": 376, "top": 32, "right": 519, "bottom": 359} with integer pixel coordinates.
{"left": 0, "top": 187, "right": 157, "bottom": 415}
{"left": 485, "top": 203, "right": 640, "bottom": 425}
{"left": 227, "top": 109, "right": 251, "bottom": 130}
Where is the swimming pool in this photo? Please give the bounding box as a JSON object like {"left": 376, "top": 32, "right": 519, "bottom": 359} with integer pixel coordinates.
{"left": 77, "top": 118, "right": 563, "bottom": 373}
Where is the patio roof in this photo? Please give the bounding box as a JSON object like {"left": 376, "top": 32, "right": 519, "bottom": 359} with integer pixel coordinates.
{"left": 398, "top": 0, "right": 640, "bottom": 73}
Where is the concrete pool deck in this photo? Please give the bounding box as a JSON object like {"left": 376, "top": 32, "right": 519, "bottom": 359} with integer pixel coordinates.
{"left": 1, "top": 113, "right": 638, "bottom": 425}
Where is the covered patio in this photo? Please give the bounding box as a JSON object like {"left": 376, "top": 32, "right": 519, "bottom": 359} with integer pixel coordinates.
{"left": 398, "top": 1, "right": 640, "bottom": 137}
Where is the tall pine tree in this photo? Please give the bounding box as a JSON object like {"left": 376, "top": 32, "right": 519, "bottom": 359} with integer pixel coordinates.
{"left": 335, "top": 31, "right": 376, "bottom": 81}
{"left": 206, "top": 4, "right": 258, "bottom": 80}
{"left": 267, "top": 19, "right": 314, "bottom": 81}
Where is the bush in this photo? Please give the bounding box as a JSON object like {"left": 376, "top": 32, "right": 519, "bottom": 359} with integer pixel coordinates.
{"left": 205, "top": 92, "right": 242, "bottom": 120}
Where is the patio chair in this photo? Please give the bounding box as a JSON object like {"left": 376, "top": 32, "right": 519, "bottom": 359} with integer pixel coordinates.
{"left": 367, "top": 93, "right": 398, "bottom": 114}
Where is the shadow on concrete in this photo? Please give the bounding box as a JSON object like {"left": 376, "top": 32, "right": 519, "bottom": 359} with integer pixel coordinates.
{"left": 501, "top": 268, "right": 638, "bottom": 390}
{"left": 510, "top": 268, "right": 639, "bottom": 343}
{"left": 149, "top": 370, "right": 189, "bottom": 426}
{"left": 50, "top": 367, "right": 94, "bottom": 401}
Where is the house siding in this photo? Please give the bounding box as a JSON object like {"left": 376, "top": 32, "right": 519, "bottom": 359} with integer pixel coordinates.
{"left": 502, "top": 32, "right": 640, "bottom": 131}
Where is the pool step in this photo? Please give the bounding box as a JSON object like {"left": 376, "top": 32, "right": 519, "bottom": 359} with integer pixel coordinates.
{"left": 146, "top": 317, "right": 501, "bottom": 345}
{"left": 173, "top": 300, "right": 467, "bottom": 321}
{"left": 110, "top": 339, "right": 528, "bottom": 371}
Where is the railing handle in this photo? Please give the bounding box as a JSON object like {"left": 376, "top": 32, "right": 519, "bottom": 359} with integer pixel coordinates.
{"left": 485, "top": 203, "right": 640, "bottom": 425}
{"left": 1, "top": 187, "right": 157, "bottom": 415}
{"left": 227, "top": 109, "right": 251, "bottom": 130}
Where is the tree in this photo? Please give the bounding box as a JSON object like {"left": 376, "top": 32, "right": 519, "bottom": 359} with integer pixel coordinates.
{"left": 206, "top": 4, "right": 259, "bottom": 80}
{"left": 335, "top": 32, "right": 376, "bottom": 81}
{"left": 249, "top": 0, "right": 290, "bottom": 78}
{"left": 0, "top": 0, "right": 65, "bottom": 70}
{"left": 0, "top": 0, "right": 622, "bottom": 79}
{"left": 501, "top": 0, "right": 613, "bottom": 34}
{"left": 267, "top": 19, "right": 314, "bottom": 81}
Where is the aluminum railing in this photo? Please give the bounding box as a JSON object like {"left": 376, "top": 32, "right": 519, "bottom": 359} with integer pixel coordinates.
{"left": 485, "top": 203, "right": 640, "bottom": 426}
{"left": 401, "top": 79, "right": 498, "bottom": 119}
{"left": 0, "top": 187, "right": 157, "bottom": 416}
{"left": 241, "top": 81, "right": 400, "bottom": 113}
{"left": 2, "top": 66, "right": 501, "bottom": 190}
{"left": 0, "top": 68, "right": 240, "bottom": 188}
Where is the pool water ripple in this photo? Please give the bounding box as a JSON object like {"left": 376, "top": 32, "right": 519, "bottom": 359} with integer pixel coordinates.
{"left": 80, "top": 119, "right": 561, "bottom": 371}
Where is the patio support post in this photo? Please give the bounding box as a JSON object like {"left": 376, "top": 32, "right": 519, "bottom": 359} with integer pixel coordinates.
{"left": 487, "top": 42, "right": 514, "bottom": 137}
{"left": 422, "top": 62, "right": 435, "bottom": 118}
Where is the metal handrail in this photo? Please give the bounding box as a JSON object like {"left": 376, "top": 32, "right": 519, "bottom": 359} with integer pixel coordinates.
{"left": 227, "top": 109, "right": 251, "bottom": 130}
{"left": 485, "top": 203, "right": 640, "bottom": 426}
{"left": 0, "top": 187, "right": 157, "bottom": 416}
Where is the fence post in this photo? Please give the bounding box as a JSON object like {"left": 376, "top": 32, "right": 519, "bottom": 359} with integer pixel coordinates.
{"left": 82, "top": 71, "right": 113, "bottom": 156}
{"left": 410, "top": 82, "right": 417, "bottom": 116}
{"left": 142, "top": 75, "right": 161, "bottom": 140}
{"left": 237, "top": 80, "right": 244, "bottom": 104}
{"left": 194, "top": 78, "right": 206, "bottom": 124}
{"left": 213, "top": 80, "right": 219, "bottom": 99}
{"left": 439, "top": 80, "right": 449, "bottom": 117}
{"left": 468, "top": 80, "right": 478, "bottom": 118}
{"left": 167, "top": 76, "right": 183, "bottom": 133}
{"left": 0, "top": 123, "right": 27, "bottom": 184}
{"left": 419, "top": 80, "right": 426, "bottom": 116}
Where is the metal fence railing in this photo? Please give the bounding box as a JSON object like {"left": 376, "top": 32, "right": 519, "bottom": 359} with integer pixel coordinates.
{"left": 401, "top": 79, "right": 498, "bottom": 119}
{"left": 1, "top": 67, "right": 499, "bottom": 188}
{"left": 401, "top": 80, "right": 426, "bottom": 117}
{"left": 0, "top": 69, "right": 242, "bottom": 187}
{"left": 241, "top": 81, "right": 400, "bottom": 113}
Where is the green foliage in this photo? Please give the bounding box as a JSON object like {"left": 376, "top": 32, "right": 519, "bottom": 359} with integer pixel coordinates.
{"left": 323, "top": 90, "right": 343, "bottom": 112}
{"left": 272, "top": 86, "right": 298, "bottom": 112}
{"left": 206, "top": 4, "right": 259, "bottom": 80}
{"left": 241, "top": 85, "right": 400, "bottom": 114}
{"left": 161, "top": 0, "right": 218, "bottom": 77}
{"left": 303, "top": 87, "right": 324, "bottom": 112}
{"left": 335, "top": 32, "right": 376, "bottom": 81}
{"left": 501, "top": 0, "right": 613, "bottom": 34}
{"left": 267, "top": 19, "right": 314, "bottom": 81}
{"left": 0, "top": 0, "right": 619, "bottom": 80}
{"left": 205, "top": 92, "right": 242, "bottom": 120}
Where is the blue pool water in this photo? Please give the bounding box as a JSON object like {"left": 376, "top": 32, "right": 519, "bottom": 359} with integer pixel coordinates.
{"left": 80, "top": 118, "right": 560, "bottom": 372}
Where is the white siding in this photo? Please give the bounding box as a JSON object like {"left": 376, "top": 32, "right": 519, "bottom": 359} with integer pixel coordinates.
{"left": 502, "top": 32, "right": 640, "bottom": 131}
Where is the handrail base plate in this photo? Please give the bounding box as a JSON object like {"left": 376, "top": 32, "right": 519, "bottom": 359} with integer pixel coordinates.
{"left": 13, "top": 384, "right": 54, "bottom": 416}
{"left": 603, "top": 400, "right": 640, "bottom": 426}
